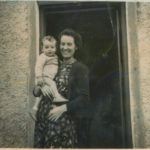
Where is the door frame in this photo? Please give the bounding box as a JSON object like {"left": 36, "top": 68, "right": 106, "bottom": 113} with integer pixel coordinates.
{"left": 37, "top": 1, "right": 132, "bottom": 148}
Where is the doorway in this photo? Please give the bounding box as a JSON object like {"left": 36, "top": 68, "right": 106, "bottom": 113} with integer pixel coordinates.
{"left": 38, "top": 2, "right": 132, "bottom": 148}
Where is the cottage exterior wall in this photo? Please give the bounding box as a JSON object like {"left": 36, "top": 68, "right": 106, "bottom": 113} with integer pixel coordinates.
{"left": 0, "top": 2, "right": 37, "bottom": 147}
{"left": 126, "top": 2, "right": 150, "bottom": 148}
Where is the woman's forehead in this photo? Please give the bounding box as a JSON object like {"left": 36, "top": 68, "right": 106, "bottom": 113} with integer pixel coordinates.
{"left": 60, "top": 35, "right": 74, "bottom": 42}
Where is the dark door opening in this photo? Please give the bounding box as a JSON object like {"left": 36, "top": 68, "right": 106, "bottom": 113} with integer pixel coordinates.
{"left": 39, "top": 2, "right": 132, "bottom": 148}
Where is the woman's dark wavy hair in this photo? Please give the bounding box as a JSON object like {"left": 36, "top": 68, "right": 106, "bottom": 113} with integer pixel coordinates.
{"left": 58, "top": 28, "right": 82, "bottom": 51}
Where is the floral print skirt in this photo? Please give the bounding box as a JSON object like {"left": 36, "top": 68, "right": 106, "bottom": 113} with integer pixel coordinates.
{"left": 34, "top": 97, "right": 77, "bottom": 148}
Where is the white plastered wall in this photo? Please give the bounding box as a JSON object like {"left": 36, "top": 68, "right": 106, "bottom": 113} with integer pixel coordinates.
{"left": 126, "top": 2, "right": 150, "bottom": 148}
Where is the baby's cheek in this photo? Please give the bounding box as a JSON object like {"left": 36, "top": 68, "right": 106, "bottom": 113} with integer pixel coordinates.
{"left": 53, "top": 48, "right": 56, "bottom": 52}
{"left": 43, "top": 49, "right": 46, "bottom": 53}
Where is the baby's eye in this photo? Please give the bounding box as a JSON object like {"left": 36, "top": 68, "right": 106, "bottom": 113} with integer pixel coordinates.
{"left": 45, "top": 46, "right": 49, "bottom": 49}
{"left": 60, "top": 42, "right": 65, "bottom": 46}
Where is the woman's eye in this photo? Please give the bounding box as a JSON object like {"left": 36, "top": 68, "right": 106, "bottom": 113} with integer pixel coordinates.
{"left": 68, "top": 43, "right": 72, "bottom": 46}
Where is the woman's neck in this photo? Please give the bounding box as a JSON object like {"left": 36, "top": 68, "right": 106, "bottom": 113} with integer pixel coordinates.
{"left": 63, "top": 57, "right": 76, "bottom": 65}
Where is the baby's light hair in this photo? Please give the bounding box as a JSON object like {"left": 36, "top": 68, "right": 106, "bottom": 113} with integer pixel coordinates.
{"left": 42, "top": 35, "right": 56, "bottom": 44}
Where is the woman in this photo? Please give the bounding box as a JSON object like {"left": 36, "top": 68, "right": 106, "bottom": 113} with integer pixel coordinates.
{"left": 33, "top": 29, "right": 89, "bottom": 148}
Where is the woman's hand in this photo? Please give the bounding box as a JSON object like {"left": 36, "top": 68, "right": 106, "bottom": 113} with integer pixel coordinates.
{"left": 41, "top": 85, "right": 53, "bottom": 98}
{"left": 49, "top": 104, "right": 67, "bottom": 121}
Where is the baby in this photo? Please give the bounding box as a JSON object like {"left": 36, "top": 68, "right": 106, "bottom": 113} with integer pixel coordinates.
{"left": 30, "top": 35, "right": 68, "bottom": 120}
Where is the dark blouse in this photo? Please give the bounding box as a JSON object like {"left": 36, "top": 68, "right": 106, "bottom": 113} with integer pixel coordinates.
{"left": 33, "top": 61, "right": 89, "bottom": 148}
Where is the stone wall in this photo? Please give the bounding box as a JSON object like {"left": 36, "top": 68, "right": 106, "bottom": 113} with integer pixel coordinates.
{"left": 126, "top": 2, "right": 150, "bottom": 148}
{"left": 0, "top": 2, "right": 37, "bottom": 147}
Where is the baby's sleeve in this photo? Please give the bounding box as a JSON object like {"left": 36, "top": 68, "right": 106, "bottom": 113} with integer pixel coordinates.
{"left": 35, "top": 53, "right": 46, "bottom": 77}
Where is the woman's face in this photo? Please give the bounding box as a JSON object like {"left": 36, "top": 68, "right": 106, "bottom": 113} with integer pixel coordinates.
{"left": 60, "top": 35, "right": 77, "bottom": 60}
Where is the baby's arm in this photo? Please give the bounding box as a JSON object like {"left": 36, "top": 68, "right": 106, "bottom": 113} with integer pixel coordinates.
{"left": 35, "top": 54, "right": 46, "bottom": 86}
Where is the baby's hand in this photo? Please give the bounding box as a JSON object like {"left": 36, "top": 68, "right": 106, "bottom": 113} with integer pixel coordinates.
{"left": 33, "top": 85, "right": 41, "bottom": 97}
{"left": 37, "top": 77, "right": 44, "bottom": 86}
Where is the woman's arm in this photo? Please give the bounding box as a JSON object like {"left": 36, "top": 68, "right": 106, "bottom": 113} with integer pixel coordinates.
{"left": 66, "top": 63, "right": 89, "bottom": 113}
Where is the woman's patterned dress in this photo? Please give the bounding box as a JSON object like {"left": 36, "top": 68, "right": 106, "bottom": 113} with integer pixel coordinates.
{"left": 34, "top": 62, "right": 78, "bottom": 148}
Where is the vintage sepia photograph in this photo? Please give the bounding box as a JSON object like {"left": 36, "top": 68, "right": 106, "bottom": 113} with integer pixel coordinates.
{"left": 0, "top": 0, "right": 150, "bottom": 148}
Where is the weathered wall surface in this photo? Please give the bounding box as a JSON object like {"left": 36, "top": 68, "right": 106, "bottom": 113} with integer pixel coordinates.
{"left": 136, "top": 3, "right": 150, "bottom": 147}
{"left": 0, "top": 2, "right": 37, "bottom": 147}
{"left": 126, "top": 2, "right": 150, "bottom": 148}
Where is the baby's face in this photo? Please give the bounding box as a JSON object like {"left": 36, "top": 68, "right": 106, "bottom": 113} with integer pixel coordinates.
{"left": 42, "top": 40, "right": 56, "bottom": 56}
